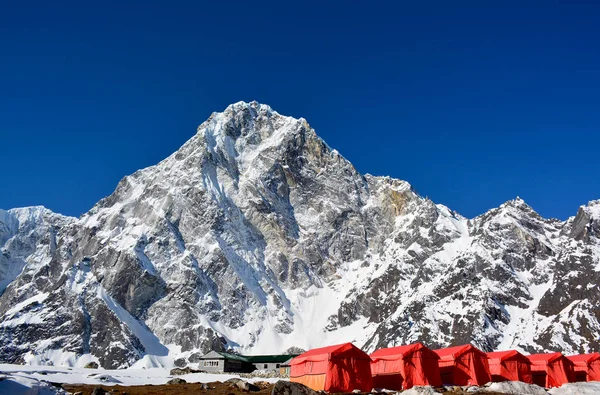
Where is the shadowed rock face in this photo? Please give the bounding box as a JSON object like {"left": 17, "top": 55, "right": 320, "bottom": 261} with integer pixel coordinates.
{"left": 1, "top": 102, "right": 599, "bottom": 369}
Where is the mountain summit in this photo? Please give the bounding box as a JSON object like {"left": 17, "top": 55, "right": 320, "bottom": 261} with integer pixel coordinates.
{"left": 1, "top": 102, "right": 599, "bottom": 368}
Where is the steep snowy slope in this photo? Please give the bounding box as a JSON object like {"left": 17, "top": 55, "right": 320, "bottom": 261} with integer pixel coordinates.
{"left": 1, "top": 102, "right": 598, "bottom": 368}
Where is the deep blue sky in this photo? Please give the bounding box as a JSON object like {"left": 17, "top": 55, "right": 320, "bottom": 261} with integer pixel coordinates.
{"left": 1, "top": 1, "right": 599, "bottom": 219}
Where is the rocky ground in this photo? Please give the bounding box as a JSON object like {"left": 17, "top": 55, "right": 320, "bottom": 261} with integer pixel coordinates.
{"left": 2, "top": 362, "right": 598, "bottom": 395}
{"left": 3, "top": 367, "right": 597, "bottom": 395}
{"left": 62, "top": 380, "right": 274, "bottom": 395}
{"left": 59, "top": 380, "right": 509, "bottom": 395}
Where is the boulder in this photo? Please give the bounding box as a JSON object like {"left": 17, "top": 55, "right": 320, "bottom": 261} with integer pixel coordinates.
{"left": 402, "top": 386, "right": 438, "bottom": 395}
{"left": 188, "top": 352, "right": 203, "bottom": 363}
{"left": 94, "top": 374, "right": 121, "bottom": 383}
{"left": 84, "top": 361, "right": 99, "bottom": 369}
{"left": 226, "top": 378, "right": 260, "bottom": 392}
{"left": 253, "top": 381, "right": 272, "bottom": 389}
{"left": 174, "top": 358, "right": 187, "bottom": 367}
{"left": 271, "top": 380, "right": 320, "bottom": 395}
{"left": 91, "top": 388, "right": 107, "bottom": 395}
{"left": 485, "top": 381, "right": 548, "bottom": 395}
{"left": 444, "top": 386, "right": 461, "bottom": 392}
{"left": 167, "top": 377, "right": 187, "bottom": 385}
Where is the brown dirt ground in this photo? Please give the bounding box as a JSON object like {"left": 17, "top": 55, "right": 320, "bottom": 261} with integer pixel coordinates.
{"left": 61, "top": 381, "right": 508, "bottom": 395}
{"left": 61, "top": 380, "right": 274, "bottom": 395}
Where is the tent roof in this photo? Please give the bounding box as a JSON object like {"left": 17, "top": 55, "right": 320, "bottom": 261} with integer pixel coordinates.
{"left": 434, "top": 344, "right": 486, "bottom": 361}
{"left": 566, "top": 352, "right": 600, "bottom": 364}
{"left": 290, "top": 343, "right": 370, "bottom": 365}
{"left": 527, "top": 352, "right": 565, "bottom": 364}
{"left": 370, "top": 343, "right": 436, "bottom": 361}
{"left": 486, "top": 350, "right": 530, "bottom": 363}
{"left": 296, "top": 343, "right": 353, "bottom": 358}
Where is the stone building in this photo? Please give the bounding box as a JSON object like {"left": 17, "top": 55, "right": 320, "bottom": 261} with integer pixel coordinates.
{"left": 198, "top": 351, "right": 297, "bottom": 373}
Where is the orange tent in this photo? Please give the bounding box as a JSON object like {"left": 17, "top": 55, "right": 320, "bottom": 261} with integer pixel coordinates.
{"left": 290, "top": 343, "right": 373, "bottom": 392}
{"left": 370, "top": 343, "right": 442, "bottom": 390}
{"left": 486, "top": 350, "right": 532, "bottom": 383}
{"left": 567, "top": 353, "right": 600, "bottom": 382}
{"left": 526, "top": 352, "right": 575, "bottom": 388}
{"left": 433, "top": 344, "right": 491, "bottom": 386}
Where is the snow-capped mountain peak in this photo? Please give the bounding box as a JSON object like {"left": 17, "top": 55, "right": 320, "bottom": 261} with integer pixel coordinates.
{"left": 1, "top": 102, "right": 599, "bottom": 369}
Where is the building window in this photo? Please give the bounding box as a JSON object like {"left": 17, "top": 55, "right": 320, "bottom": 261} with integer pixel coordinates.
{"left": 276, "top": 364, "right": 280, "bottom": 368}
{"left": 203, "top": 361, "right": 219, "bottom": 367}
{"left": 264, "top": 364, "right": 268, "bottom": 369}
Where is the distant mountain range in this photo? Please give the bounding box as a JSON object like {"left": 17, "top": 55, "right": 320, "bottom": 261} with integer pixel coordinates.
{"left": 1, "top": 101, "right": 598, "bottom": 369}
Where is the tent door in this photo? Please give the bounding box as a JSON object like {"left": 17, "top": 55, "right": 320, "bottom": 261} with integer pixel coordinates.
{"left": 440, "top": 371, "right": 453, "bottom": 384}
{"left": 574, "top": 372, "right": 587, "bottom": 382}
{"left": 531, "top": 373, "right": 546, "bottom": 387}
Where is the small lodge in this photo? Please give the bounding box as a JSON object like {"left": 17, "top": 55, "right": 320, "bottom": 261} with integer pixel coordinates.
{"left": 370, "top": 343, "right": 442, "bottom": 390}
{"left": 526, "top": 352, "right": 575, "bottom": 388}
{"left": 290, "top": 343, "right": 373, "bottom": 393}
{"left": 486, "top": 350, "right": 532, "bottom": 383}
{"left": 198, "top": 351, "right": 297, "bottom": 373}
{"left": 566, "top": 352, "right": 600, "bottom": 382}
{"left": 434, "top": 344, "right": 491, "bottom": 386}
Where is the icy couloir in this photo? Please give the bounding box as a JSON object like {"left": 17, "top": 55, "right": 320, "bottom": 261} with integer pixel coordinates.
{"left": 0, "top": 101, "right": 599, "bottom": 368}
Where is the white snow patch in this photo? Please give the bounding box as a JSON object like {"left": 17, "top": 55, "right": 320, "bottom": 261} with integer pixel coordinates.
{"left": 22, "top": 350, "right": 90, "bottom": 368}
{"left": 0, "top": 364, "right": 281, "bottom": 387}
{"left": 485, "top": 381, "right": 549, "bottom": 395}
{"left": 549, "top": 381, "right": 600, "bottom": 395}
{"left": 97, "top": 286, "right": 168, "bottom": 356}
{"left": 0, "top": 373, "right": 67, "bottom": 394}
{"left": 6, "top": 293, "right": 49, "bottom": 316}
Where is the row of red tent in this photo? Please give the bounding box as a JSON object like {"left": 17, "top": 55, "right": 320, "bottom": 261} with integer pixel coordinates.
{"left": 289, "top": 342, "right": 600, "bottom": 392}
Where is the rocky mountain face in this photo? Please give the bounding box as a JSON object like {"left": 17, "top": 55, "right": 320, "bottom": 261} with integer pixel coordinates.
{"left": 1, "top": 102, "right": 599, "bottom": 369}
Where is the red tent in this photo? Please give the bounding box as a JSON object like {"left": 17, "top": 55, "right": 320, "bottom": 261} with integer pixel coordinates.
{"left": 370, "top": 343, "right": 442, "bottom": 390}
{"left": 289, "top": 343, "right": 373, "bottom": 392}
{"left": 526, "top": 352, "right": 575, "bottom": 388}
{"left": 567, "top": 353, "right": 600, "bottom": 382}
{"left": 433, "top": 344, "right": 491, "bottom": 386}
{"left": 486, "top": 350, "right": 532, "bottom": 383}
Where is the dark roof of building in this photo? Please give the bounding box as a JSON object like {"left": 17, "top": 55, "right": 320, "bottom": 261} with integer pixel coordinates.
{"left": 246, "top": 354, "right": 298, "bottom": 363}
{"left": 199, "top": 351, "right": 298, "bottom": 363}
{"left": 198, "top": 351, "right": 249, "bottom": 362}
{"left": 218, "top": 352, "right": 250, "bottom": 362}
